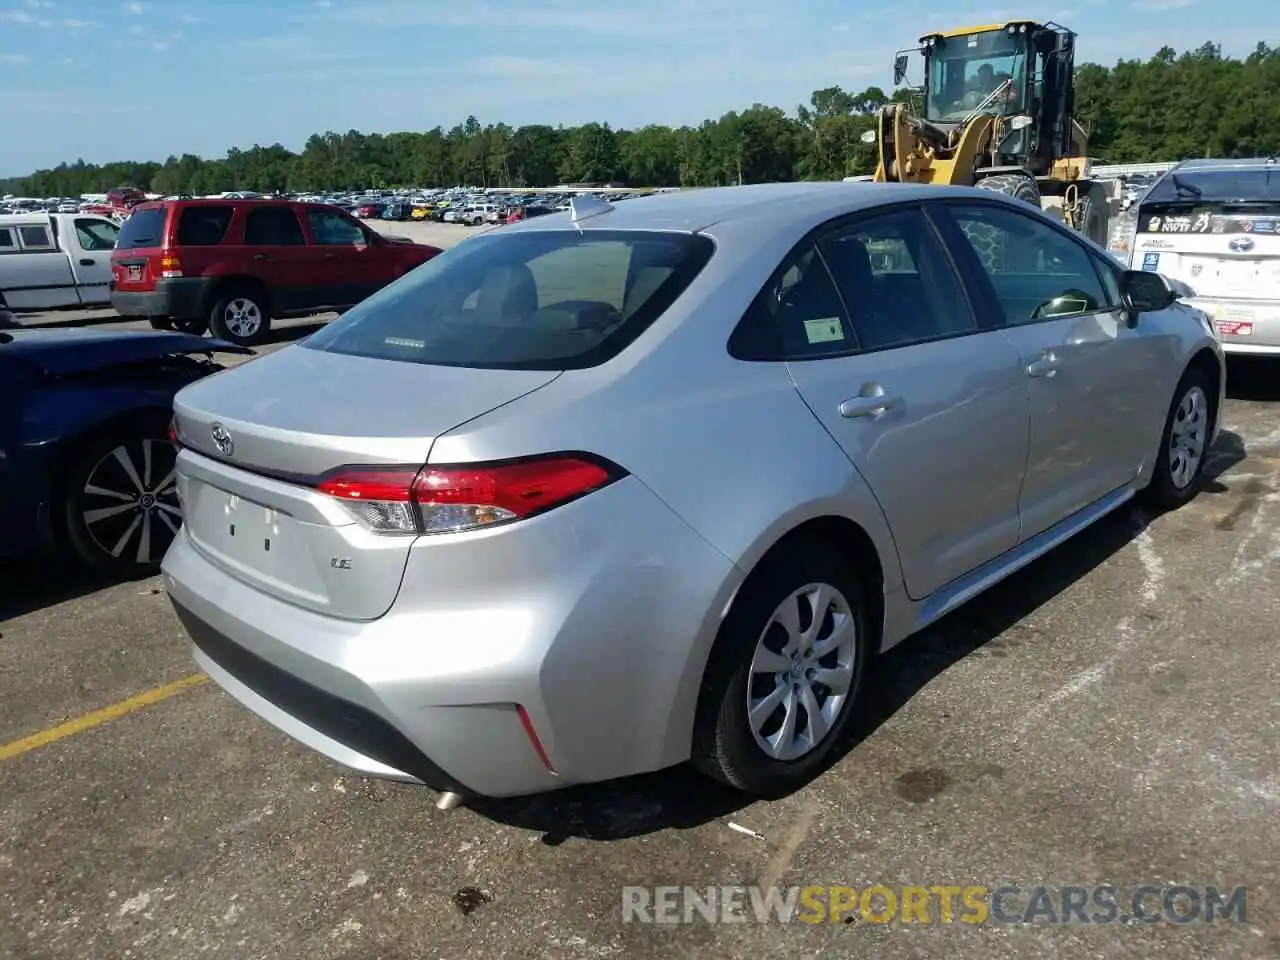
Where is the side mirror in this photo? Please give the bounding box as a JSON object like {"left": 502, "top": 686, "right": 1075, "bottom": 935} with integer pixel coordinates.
{"left": 1119, "top": 269, "right": 1176, "bottom": 323}
{"left": 893, "top": 54, "right": 909, "bottom": 86}
{"left": 1007, "top": 114, "right": 1034, "bottom": 130}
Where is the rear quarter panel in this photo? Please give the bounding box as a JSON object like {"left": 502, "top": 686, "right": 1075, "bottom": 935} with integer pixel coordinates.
{"left": 425, "top": 232, "right": 909, "bottom": 762}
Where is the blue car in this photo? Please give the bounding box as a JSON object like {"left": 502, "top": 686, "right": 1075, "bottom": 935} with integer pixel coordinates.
{"left": 1, "top": 327, "right": 248, "bottom": 578}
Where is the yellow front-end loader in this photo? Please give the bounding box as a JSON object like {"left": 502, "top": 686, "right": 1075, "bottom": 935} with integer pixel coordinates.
{"left": 862, "top": 20, "right": 1114, "bottom": 245}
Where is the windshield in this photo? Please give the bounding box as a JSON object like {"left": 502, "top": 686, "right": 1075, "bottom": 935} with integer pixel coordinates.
{"left": 302, "top": 228, "right": 716, "bottom": 370}
{"left": 926, "top": 30, "right": 1028, "bottom": 123}
{"left": 1143, "top": 168, "right": 1280, "bottom": 205}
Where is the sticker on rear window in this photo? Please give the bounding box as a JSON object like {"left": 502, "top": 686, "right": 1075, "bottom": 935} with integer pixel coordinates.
{"left": 804, "top": 318, "right": 846, "bottom": 344}
{"left": 1142, "top": 252, "right": 1160, "bottom": 272}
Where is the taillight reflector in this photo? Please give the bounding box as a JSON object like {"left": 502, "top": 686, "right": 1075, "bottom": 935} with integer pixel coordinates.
{"left": 159, "top": 255, "right": 182, "bottom": 279}
{"left": 314, "top": 454, "right": 622, "bottom": 536}
{"left": 517, "top": 704, "right": 556, "bottom": 774}
{"left": 167, "top": 418, "right": 178, "bottom": 447}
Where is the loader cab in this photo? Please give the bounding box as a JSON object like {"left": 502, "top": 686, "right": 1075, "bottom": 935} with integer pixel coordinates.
{"left": 918, "top": 20, "right": 1078, "bottom": 176}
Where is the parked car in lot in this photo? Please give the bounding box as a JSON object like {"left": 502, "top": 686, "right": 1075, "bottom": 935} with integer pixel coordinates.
{"left": 1, "top": 328, "right": 249, "bottom": 578}
{"left": 162, "top": 182, "right": 1223, "bottom": 806}
{"left": 108, "top": 199, "right": 443, "bottom": 347}
{"left": 0, "top": 212, "right": 121, "bottom": 313}
{"left": 1128, "top": 156, "right": 1280, "bottom": 355}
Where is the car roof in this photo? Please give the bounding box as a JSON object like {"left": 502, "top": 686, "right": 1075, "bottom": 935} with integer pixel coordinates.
{"left": 1173, "top": 157, "right": 1279, "bottom": 173}
{"left": 499, "top": 181, "right": 1024, "bottom": 237}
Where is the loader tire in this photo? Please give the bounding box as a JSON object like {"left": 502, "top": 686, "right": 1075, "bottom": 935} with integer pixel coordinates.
{"left": 976, "top": 173, "right": 1042, "bottom": 206}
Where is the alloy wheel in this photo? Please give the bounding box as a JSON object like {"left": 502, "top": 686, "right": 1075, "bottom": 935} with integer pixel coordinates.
{"left": 223, "top": 298, "right": 263, "bottom": 339}
{"left": 747, "top": 582, "right": 858, "bottom": 762}
{"left": 81, "top": 438, "right": 181, "bottom": 565}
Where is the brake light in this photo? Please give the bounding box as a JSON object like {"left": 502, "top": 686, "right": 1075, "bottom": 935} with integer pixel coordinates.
{"left": 159, "top": 255, "right": 182, "bottom": 279}
{"left": 167, "top": 418, "right": 178, "bottom": 447}
{"left": 315, "top": 454, "right": 623, "bottom": 535}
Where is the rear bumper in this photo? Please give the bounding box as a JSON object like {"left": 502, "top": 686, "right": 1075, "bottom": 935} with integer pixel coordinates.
{"left": 162, "top": 477, "right": 741, "bottom": 798}
{"left": 111, "top": 278, "right": 214, "bottom": 320}
{"left": 1185, "top": 297, "right": 1280, "bottom": 355}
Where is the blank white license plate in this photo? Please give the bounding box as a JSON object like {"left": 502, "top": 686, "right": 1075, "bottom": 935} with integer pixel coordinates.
{"left": 197, "top": 488, "right": 289, "bottom": 566}
{"left": 127, "top": 265, "right": 142, "bottom": 281}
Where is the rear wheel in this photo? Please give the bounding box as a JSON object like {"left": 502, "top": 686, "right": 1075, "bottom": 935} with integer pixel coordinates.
{"left": 60, "top": 418, "right": 181, "bottom": 578}
{"left": 208, "top": 286, "right": 271, "bottom": 347}
{"left": 692, "top": 541, "right": 870, "bottom": 795}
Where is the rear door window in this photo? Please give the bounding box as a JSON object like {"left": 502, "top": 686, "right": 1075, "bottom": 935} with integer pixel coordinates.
{"left": 244, "top": 206, "right": 306, "bottom": 245}
{"left": 175, "top": 206, "right": 234, "bottom": 246}
{"left": 17, "top": 225, "right": 54, "bottom": 250}
{"left": 307, "top": 209, "right": 366, "bottom": 245}
{"left": 115, "top": 208, "right": 169, "bottom": 250}
{"left": 302, "top": 229, "right": 715, "bottom": 370}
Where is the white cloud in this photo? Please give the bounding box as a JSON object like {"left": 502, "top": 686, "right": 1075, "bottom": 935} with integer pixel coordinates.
{"left": 25, "top": 0, "right": 54, "bottom": 7}
{"left": 0, "top": 10, "right": 36, "bottom": 23}
{"left": 123, "top": 1, "right": 145, "bottom": 13}
{"left": 1131, "top": 0, "right": 1194, "bottom": 8}
{"left": 1, "top": 52, "right": 29, "bottom": 63}
{"left": 128, "top": 24, "right": 143, "bottom": 34}
{"left": 315, "top": 0, "right": 332, "bottom": 6}
{"left": 62, "top": 18, "right": 90, "bottom": 28}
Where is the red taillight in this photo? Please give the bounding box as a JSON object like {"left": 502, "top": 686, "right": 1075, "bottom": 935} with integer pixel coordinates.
{"left": 167, "top": 419, "right": 178, "bottom": 446}
{"left": 314, "top": 454, "right": 622, "bottom": 536}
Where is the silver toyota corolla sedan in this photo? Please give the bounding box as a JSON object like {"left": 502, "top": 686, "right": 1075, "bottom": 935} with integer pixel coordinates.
{"left": 163, "top": 182, "right": 1225, "bottom": 804}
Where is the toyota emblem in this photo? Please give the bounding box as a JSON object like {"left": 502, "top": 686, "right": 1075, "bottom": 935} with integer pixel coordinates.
{"left": 1228, "top": 236, "right": 1255, "bottom": 253}
{"left": 210, "top": 422, "right": 234, "bottom": 456}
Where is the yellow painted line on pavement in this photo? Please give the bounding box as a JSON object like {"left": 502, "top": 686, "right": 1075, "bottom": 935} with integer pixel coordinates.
{"left": 0, "top": 673, "right": 208, "bottom": 762}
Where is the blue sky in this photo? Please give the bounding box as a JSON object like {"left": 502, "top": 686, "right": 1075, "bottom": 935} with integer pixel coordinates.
{"left": 0, "top": 0, "right": 1275, "bottom": 175}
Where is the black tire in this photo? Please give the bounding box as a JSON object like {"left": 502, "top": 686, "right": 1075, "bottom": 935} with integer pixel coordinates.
{"left": 976, "top": 173, "right": 1042, "bottom": 206}
{"left": 60, "top": 416, "right": 181, "bottom": 579}
{"left": 172, "top": 317, "right": 209, "bottom": 336}
{"left": 692, "top": 541, "right": 870, "bottom": 795}
{"left": 208, "top": 285, "right": 271, "bottom": 347}
{"left": 1140, "top": 366, "right": 1215, "bottom": 511}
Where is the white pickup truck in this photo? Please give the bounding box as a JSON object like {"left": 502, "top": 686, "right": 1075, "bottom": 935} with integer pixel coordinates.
{"left": 0, "top": 212, "right": 120, "bottom": 313}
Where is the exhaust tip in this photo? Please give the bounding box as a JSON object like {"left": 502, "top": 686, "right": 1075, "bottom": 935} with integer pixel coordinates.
{"left": 435, "top": 790, "right": 466, "bottom": 811}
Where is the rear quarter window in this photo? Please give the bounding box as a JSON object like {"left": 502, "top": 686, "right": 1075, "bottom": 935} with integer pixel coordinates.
{"left": 302, "top": 229, "right": 715, "bottom": 370}
{"left": 115, "top": 208, "right": 168, "bottom": 250}
{"left": 176, "top": 206, "right": 235, "bottom": 246}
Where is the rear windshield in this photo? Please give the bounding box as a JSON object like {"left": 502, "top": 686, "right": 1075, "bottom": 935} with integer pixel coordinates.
{"left": 301, "top": 229, "right": 716, "bottom": 370}
{"left": 1144, "top": 168, "right": 1280, "bottom": 205}
{"left": 114, "top": 208, "right": 167, "bottom": 250}
{"left": 176, "top": 205, "right": 235, "bottom": 245}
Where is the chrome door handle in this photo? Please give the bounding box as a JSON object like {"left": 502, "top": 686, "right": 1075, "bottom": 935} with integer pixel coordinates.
{"left": 839, "top": 391, "right": 901, "bottom": 419}
{"left": 1026, "top": 351, "right": 1059, "bottom": 377}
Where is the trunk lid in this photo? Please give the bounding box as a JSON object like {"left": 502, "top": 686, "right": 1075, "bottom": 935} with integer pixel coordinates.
{"left": 172, "top": 345, "right": 561, "bottom": 620}
{"left": 1133, "top": 207, "right": 1280, "bottom": 335}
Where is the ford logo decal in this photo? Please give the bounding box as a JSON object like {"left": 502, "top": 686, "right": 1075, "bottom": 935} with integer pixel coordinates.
{"left": 210, "top": 422, "right": 233, "bottom": 457}
{"left": 1228, "top": 236, "right": 1255, "bottom": 252}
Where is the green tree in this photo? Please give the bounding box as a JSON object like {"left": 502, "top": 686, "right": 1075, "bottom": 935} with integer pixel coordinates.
{"left": 4, "top": 42, "right": 1277, "bottom": 197}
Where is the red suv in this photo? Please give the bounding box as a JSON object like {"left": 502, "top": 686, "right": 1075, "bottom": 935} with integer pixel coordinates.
{"left": 109, "top": 199, "right": 443, "bottom": 346}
